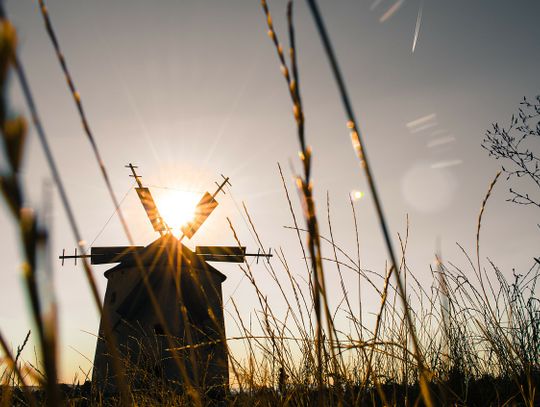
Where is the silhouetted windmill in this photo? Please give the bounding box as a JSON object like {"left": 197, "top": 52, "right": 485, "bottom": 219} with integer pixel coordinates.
{"left": 60, "top": 163, "right": 271, "bottom": 395}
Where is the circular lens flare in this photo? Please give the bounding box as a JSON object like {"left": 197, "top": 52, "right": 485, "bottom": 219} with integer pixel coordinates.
{"left": 156, "top": 190, "right": 200, "bottom": 236}
{"left": 351, "top": 190, "right": 364, "bottom": 201}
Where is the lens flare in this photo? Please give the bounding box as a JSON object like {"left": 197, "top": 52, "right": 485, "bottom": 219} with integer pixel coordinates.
{"left": 351, "top": 190, "right": 364, "bottom": 201}
{"left": 155, "top": 190, "right": 201, "bottom": 236}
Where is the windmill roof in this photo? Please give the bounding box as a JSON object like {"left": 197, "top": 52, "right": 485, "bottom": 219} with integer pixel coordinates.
{"left": 105, "top": 235, "right": 227, "bottom": 321}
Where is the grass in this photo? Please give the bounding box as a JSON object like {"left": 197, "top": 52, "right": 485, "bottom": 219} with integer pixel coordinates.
{"left": 0, "top": 0, "right": 539, "bottom": 406}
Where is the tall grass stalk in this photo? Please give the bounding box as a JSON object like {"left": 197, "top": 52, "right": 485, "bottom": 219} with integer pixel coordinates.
{"left": 0, "top": 15, "right": 62, "bottom": 406}
{"left": 260, "top": 3, "right": 341, "bottom": 403}
{"left": 303, "top": 0, "right": 434, "bottom": 405}
{"left": 35, "top": 2, "right": 210, "bottom": 403}
{"left": 0, "top": 331, "right": 36, "bottom": 407}
{"left": 0, "top": 5, "right": 135, "bottom": 404}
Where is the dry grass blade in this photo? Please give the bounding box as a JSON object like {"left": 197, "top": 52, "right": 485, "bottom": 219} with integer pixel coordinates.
{"left": 303, "top": 0, "right": 434, "bottom": 405}
{"left": 20, "top": 208, "right": 61, "bottom": 407}
{"left": 261, "top": 2, "right": 343, "bottom": 403}
{"left": 0, "top": 330, "right": 37, "bottom": 407}
{"left": 0, "top": 6, "right": 134, "bottom": 404}
{"left": 13, "top": 330, "right": 31, "bottom": 369}
{"left": 36, "top": 0, "right": 130, "bottom": 235}
{"left": 278, "top": 163, "right": 310, "bottom": 274}
{"left": 0, "top": 14, "right": 62, "bottom": 407}
{"left": 476, "top": 171, "right": 502, "bottom": 281}
{"left": 35, "top": 2, "right": 207, "bottom": 403}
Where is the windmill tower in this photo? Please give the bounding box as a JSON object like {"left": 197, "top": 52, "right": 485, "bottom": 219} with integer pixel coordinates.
{"left": 60, "top": 164, "right": 270, "bottom": 396}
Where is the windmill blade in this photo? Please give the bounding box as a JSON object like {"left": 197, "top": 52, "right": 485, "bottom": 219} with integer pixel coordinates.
{"left": 135, "top": 187, "right": 168, "bottom": 233}
{"left": 196, "top": 246, "right": 246, "bottom": 262}
{"left": 126, "top": 163, "right": 168, "bottom": 235}
{"left": 59, "top": 246, "right": 145, "bottom": 265}
{"left": 91, "top": 246, "right": 144, "bottom": 265}
{"left": 181, "top": 192, "right": 218, "bottom": 239}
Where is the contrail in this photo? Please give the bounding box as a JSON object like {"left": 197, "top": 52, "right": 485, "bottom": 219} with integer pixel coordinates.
{"left": 412, "top": 0, "right": 424, "bottom": 53}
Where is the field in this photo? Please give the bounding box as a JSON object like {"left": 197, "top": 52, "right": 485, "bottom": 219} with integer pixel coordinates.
{"left": 0, "top": 1, "right": 539, "bottom": 406}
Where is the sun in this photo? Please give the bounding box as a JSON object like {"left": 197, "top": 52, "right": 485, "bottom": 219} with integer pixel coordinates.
{"left": 155, "top": 190, "right": 201, "bottom": 235}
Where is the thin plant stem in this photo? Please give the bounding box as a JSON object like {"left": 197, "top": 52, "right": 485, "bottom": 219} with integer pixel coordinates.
{"left": 304, "top": 1, "right": 434, "bottom": 405}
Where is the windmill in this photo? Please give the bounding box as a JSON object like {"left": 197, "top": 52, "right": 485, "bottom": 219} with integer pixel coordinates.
{"left": 60, "top": 163, "right": 271, "bottom": 396}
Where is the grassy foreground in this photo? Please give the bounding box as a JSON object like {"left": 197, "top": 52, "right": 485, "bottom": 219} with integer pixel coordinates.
{"left": 1, "top": 1, "right": 539, "bottom": 406}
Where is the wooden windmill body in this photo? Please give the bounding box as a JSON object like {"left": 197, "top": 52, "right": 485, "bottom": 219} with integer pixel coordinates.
{"left": 91, "top": 237, "right": 229, "bottom": 395}
{"left": 61, "top": 164, "right": 271, "bottom": 395}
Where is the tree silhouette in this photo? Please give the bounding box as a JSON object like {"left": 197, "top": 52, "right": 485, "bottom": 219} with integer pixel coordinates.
{"left": 483, "top": 95, "right": 540, "bottom": 208}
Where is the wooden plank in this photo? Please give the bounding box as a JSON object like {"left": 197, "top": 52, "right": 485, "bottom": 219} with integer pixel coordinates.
{"left": 195, "top": 246, "right": 246, "bottom": 263}
{"left": 90, "top": 246, "right": 143, "bottom": 264}
{"left": 181, "top": 192, "right": 218, "bottom": 239}
{"left": 136, "top": 187, "right": 167, "bottom": 232}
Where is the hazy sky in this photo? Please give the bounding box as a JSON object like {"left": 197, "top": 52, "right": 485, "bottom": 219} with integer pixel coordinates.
{"left": 1, "top": 0, "right": 539, "bottom": 382}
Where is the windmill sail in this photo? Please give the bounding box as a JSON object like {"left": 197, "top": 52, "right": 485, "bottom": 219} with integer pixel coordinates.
{"left": 195, "top": 246, "right": 246, "bottom": 262}
{"left": 136, "top": 187, "right": 168, "bottom": 233}
{"left": 90, "top": 246, "right": 144, "bottom": 264}
{"left": 181, "top": 192, "right": 218, "bottom": 239}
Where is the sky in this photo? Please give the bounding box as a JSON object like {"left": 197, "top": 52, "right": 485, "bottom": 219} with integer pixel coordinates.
{"left": 0, "top": 0, "right": 539, "bottom": 383}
